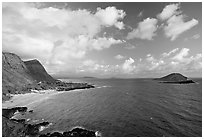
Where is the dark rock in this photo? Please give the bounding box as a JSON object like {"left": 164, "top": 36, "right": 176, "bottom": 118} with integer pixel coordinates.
{"left": 28, "top": 110, "right": 33, "bottom": 113}
{"left": 12, "top": 107, "right": 28, "bottom": 112}
{"left": 49, "top": 132, "right": 64, "bottom": 137}
{"left": 39, "top": 127, "right": 97, "bottom": 137}
{"left": 24, "top": 122, "right": 50, "bottom": 136}
{"left": 37, "top": 122, "right": 50, "bottom": 127}
{"left": 2, "top": 116, "right": 27, "bottom": 137}
{"left": 2, "top": 107, "right": 27, "bottom": 118}
{"left": 69, "top": 127, "right": 96, "bottom": 137}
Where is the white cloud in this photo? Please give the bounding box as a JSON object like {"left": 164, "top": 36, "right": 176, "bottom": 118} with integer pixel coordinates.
{"left": 78, "top": 60, "right": 121, "bottom": 75}
{"left": 158, "top": 3, "right": 199, "bottom": 41}
{"left": 157, "top": 3, "right": 180, "bottom": 21}
{"left": 172, "top": 48, "right": 189, "bottom": 61}
{"left": 130, "top": 48, "right": 201, "bottom": 75}
{"left": 95, "top": 6, "right": 126, "bottom": 29}
{"left": 162, "top": 48, "right": 179, "bottom": 57}
{"left": 164, "top": 15, "right": 198, "bottom": 41}
{"left": 122, "top": 58, "right": 135, "bottom": 73}
{"left": 115, "top": 54, "right": 125, "bottom": 60}
{"left": 127, "top": 18, "right": 158, "bottom": 40}
{"left": 3, "top": 3, "right": 124, "bottom": 74}
{"left": 78, "top": 48, "right": 201, "bottom": 77}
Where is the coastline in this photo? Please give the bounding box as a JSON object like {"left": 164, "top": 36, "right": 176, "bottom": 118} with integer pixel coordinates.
{"left": 2, "top": 87, "right": 95, "bottom": 108}
{"left": 2, "top": 89, "right": 58, "bottom": 108}
{"left": 2, "top": 86, "right": 100, "bottom": 137}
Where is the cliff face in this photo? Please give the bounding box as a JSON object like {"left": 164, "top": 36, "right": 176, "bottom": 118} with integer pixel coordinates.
{"left": 2, "top": 52, "right": 33, "bottom": 100}
{"left": 24, "top": 60, "right": 55, "bottom": 83}
{"left": 2, "top": 52, "right": 55, "bottom": 100}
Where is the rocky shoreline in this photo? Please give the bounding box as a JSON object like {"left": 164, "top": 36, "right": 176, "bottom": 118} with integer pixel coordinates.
{"left": 2, "top": 107, "right": 99, "bottom": 137}
{"left": 2, "top": 81, "right": 96, "bottom": 137}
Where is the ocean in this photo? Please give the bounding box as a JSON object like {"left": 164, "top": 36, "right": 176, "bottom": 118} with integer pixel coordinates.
{"left": 5, "top": 78, "right": 202, "bottom": 137}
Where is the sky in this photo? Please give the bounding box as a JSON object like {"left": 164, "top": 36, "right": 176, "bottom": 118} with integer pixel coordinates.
{"left": 2, "top": 2, "right": 202, "bottom": 78}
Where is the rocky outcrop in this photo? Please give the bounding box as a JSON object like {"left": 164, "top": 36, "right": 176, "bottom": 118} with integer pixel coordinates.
{"left": 2, "top": 107, "right": 98, "bottom": 137}
{"left": 155, "top": 73, "right": 195, "bottom": 84}
{"left": 2, "top": 107, "right": 50, "bottom": 137}
{"left": 39, "top": 127, "right": 97, "bottom": 137}
{"left": 2, "top": 107, "right": 27, "bottom": 118}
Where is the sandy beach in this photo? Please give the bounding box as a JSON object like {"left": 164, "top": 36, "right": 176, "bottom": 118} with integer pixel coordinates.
{"left": 2, "top": 90, "right": 61, "bottom": 109}
{"left": 2, "top": 88, "right": 92, "bottom": 109}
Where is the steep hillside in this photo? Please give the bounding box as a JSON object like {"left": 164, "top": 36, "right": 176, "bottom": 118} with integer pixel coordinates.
{"left": 24, "top": 60, "right": 55, "bottom": 82}
{"left": 2, "top": 52, "right": 55, "bottom": 100}
{"left": 2, "top": 52, "right": 34, "bottom": 100}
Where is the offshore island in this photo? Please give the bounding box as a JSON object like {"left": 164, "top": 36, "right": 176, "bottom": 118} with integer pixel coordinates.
{"left": 154, "top": 73, "right": 195, "bottom": 84}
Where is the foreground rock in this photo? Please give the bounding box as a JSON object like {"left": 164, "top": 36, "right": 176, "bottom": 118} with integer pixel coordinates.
{"left": 39, "top": 127, "right": 97, "bottom": 137}
{"left": 2, "top": 107, "right": 27, "bottom": 118}
{"left": 154, "top": 73, "right": 195, "bottom": 84}
{"left": 2, "top": 107, "right": 98, "bottom": 137}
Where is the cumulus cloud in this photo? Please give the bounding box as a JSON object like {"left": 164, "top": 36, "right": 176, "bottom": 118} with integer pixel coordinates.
{"left": 78, "top": 48, "right": 201, "bottom": 77}
{"left": 95, "top": 6, "right": 126, "bottom": 29}
{"left": 146, "top": 48, "right": 201, "bottom": 73}
{"left": 172, "top": 48, "right": 189, "bottom": 61}
{"left": 122, "top": 58, "right": 135, "bottom": 73}
{"left": 77, "top": 59, "right": 121, "bottom": 76}
{"left": 158, "top": 3, "right": 199, "bottom": 41}
{"left": 164, "top": 15, "right": 198, "bottom": 41}
{"left": 115, "top": 54, "right": 125, "bottom": 60}
{"left": 157, "top": 3, "right": 180, "bottom": 21}
{"left": 127, "top": 18, "right": 158, "bottom": 40}
{"left": 3, "top": 3, "right": 124, "bottom": 74}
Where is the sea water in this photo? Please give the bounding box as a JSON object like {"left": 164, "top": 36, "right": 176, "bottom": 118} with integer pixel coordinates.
{"left": 5, "top": 78, "right": 202, "bottom": 137}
